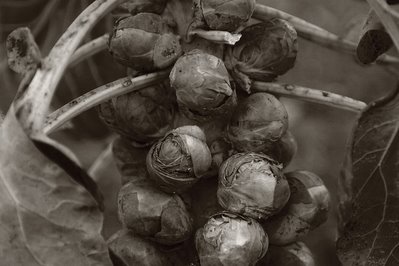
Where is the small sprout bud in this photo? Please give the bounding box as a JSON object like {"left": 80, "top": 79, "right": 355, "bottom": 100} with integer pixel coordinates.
{"left": 146, "top": 125, "right": 212, "bottom": 193}
{"left": 108, "top": 230, "right": 172, "bottom": 266}
{"left": 263, "top": 171, "right": 330, "bottom": 245}
{"left": 112, "top": 137, "right": 149, "bottom": 184}
{"left": 197, "top": 0, "right": 256, "bottom": 32}
{"left": 118, "top": 180, "right": 193, "bottom": 245}
{"left": 98, "top": 80, "right": 175, "bottom": 145}
{"left": 108, "top": 13, "right": 182, "bottom": 71}
{"left": 217, "top": 152, "right": 290, "bottom": 220}
{"left": 267, "top": 130, "right": 297, "bottom": 167}
{"left": 170, "top": 49, "right": 237, "bottom": 122}
{"left": 225, "top": 19, "right": 298, "bottom": 92}
{"left": 258, "top": 242, "right": 315, "bottom": 266}
{"left": 227, "top": 93, "right": 288, "bottom": 153}
{"left": 195, "top": 212, "right": 268, "bottom": 266}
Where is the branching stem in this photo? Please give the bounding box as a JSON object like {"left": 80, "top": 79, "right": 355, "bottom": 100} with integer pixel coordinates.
{"left": 253, "top": 3, "right": 399, "bottom": 65}
{"left": 69, "top": 34, "right": 109, "bottom": 67}
{"left": 251, "top": 82, "right": 367, "bottom": 112}
{"left": 43, "top": 71, "right": 169, "bottom": 134}
{"left": 15, "top": 0, "right": 125, "bottom": 135}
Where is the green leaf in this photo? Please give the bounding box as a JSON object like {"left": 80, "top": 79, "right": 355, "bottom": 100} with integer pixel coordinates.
{"left": 0, "top": 107, "right": 112, "bottom": 266}
{"left": 337, "top": 88, "right": 399, "bottom": 266}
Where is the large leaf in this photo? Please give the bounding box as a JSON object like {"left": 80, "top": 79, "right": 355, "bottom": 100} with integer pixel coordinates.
{"left": 0, "top": 106, "right": 112, "bottom": 266}
{"left": 337, "top": 88, "right": 399, "bottom": 266}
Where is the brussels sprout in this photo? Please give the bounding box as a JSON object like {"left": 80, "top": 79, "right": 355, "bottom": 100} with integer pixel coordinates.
{"left": 116, "top": 0, "right": 168, "bottom": 15}
{"left": 112, "top": 137, "right": 149, "bottom": 184}
{"left": 225, "top": 19, "right": 298, "bottom": 92}
{"left": 257, "top": 242, "right": 315, "bottom": 266}
{"left": 198, "top": 0, "right": 256, "bottom": 32}
{"left": 98, "top": 80, "right": 175, "bottom": 145}
{"left": 266, "top": 130, "right": 297, "bottom": 167}
{"left": 227, "top": 93, "right": 288, "bottom": 153}
{"left": 170, "top": 49, "right": 237, "bottom": 122}
{"left": 263, "top": 171, "right": 330, "bottom": 245}
{"left": 146, "top": 125, "right": 212, "bottom": 193}
{"left": 210, "top": 137, "right": 234, "bottom": 170}
{"left": 195, "top": 212, "right": 268, "bottom": 266}
{"left": 217, "top": 152, "right": 290, "bottom": 220}
{"left": 108, "top": 230, "right": 172, "bottom": 266}
{"left": 118, "top": 180, "right": 193, "bottom": 245}
{"left": 108, "top": 13, "right": 182, "bottom": 71}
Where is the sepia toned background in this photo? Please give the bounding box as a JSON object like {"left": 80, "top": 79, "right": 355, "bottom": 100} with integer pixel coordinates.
{"left": 1, "top": 0, "right": 398, "bottom": 265}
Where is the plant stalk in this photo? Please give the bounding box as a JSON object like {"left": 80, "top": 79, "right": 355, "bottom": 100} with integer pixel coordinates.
{"left": 252, "top": 82, "right": 367, "bottom": 112}
{"left": 15, "top": 0, "right": 126, "bottom": 135}
{"left": 43, "top": 71, "right": 170, "bottom": 134}
{"left": 253, "top": 3, "right": 399, "bottom": 65}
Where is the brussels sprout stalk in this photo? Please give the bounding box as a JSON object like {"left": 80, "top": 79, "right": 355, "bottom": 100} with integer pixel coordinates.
{"left": 14, "top": 0, "right": 128, "bottom": 135}
{"left": 252, "top": 81, "right": 367, "bottom": 112}
{"left": 43, "top": 71, "right": 169, "bottom": 134}
{"left": 68, "top": 34, "right": 109, "bottom": 67}
{"left": 253, "top": 3, "right": 399, "bottom": 65}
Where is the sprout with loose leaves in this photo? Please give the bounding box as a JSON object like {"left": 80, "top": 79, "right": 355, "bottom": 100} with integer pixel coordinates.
{"left": 217, "top": 152, "right": 290, "bottom": 220}
{"left": 195, "top": 212, "right": 268, "bottom": 266}
{"left": 170, "top": 49, "right": 237, "bottom": 122}
{"left": 196, "top": 0, "right": 256, "bottom": 32}
{"left": 118, "top": 179, "right": 193, "bottom": 245}
{"left": 227, "top": 93, "right": 288, "bottom": 153}
{"left": 146, "top": 125, "right": 212, "bottom": 193}
{"left": 257, "top": 242, "right": 315, "bottom": 266}
{"left": 98, "top": 80, "right": 175, "bottom": 146}
{"left": 108, "top": 230, "right": 172, "bottom": 266}
{"left": 225, "top": 19, "right": 298, "bottom": 92}
{"left": 108, "top": 13, "right": 182, "bottom": 72}
{"left": 115, "top": 0, "right": 168, "bottom": 15}
{"left": 263, "top": 171, "right": 330, "bottom": 245}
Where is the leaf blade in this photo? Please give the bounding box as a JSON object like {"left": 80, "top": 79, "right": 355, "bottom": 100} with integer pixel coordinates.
{"left": 338, "top": 89, "right": 399, "bottom": 266}
{"left": 0, "top": 107, "right": 112, "bottom": 266}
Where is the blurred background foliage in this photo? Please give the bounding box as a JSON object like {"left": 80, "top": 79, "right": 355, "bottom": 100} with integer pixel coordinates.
{"left": 1, "top": 0, "right": 398, "bottom": 265}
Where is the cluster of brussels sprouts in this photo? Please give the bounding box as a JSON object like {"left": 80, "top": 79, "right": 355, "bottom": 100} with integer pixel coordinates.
{"left": 101, "top": 0, "right": 330, "bottom": 265}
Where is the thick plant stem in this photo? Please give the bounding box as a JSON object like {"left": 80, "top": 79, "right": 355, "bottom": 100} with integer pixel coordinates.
{"left": 43, "top": 71, "right": 170, "bottom": 134}
{"left": 251, "top": 82, "right": 367, "bottom": 112}
{"left": 15, "top": 0, "right": 125, "bottom": 135}
{"left": 69, "top": 34, "right": 109, "bottom": 67}
{"left": 253, "top": 3, "right": 399, "bottom": 65}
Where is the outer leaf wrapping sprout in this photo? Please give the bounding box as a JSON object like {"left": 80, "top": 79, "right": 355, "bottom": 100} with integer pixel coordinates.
{"left": 98, "top": 80, "right": 175, "bottom": 146}
{"left": 263, "top": 171, "right": 330, "bottom": 245}
{"left": 195, "top": 212, "right": 268, "bottom": 266}
{"left": 118, "top": 180, "right": 193, "bottom": 245}
{"left": 117, "top": 0, "right": 168, "bottom": 15}
{"left": 217, "top": 152, "right": 290, "bottom": 220}
{"left": 198, "top": 0, "right": 256, "bottom": 32}
{"left": 170, "top": 49, "right": 237, "bottom": 121}
{"left": 108, "top": 230, "right": 172, "bottom": 266}
{"left": 258, "top": 242, "right": 315, "bottom": 266}
{"left": 227, "top": 93, "right": 288, "bottom": 153}
{"left": 108, "top": 13, "right": 182, "bottom": 72}
{"left": 225, "top": 19, "right": 298, "bottom": 92}
{"left": 146, "top": 125, "right": 212, "bottom": 193}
